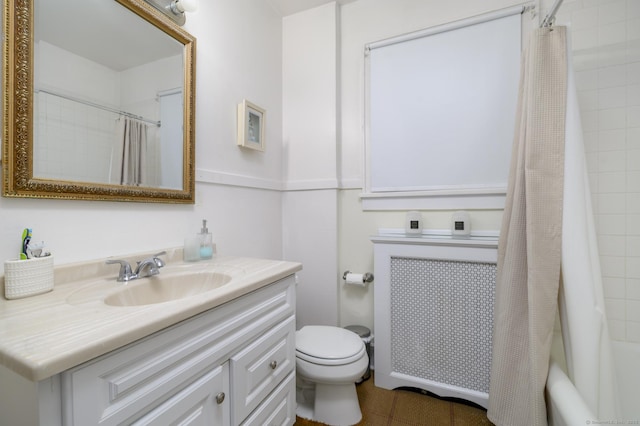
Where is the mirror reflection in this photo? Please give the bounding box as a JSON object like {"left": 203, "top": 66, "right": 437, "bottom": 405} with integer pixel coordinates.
{"left": 33, "top": 0, "right": 185, "bottom": 190}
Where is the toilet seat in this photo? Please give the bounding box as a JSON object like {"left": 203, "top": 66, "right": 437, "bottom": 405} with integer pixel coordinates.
{"left": 296, "top": 326, "right": 365, "bottom": 366}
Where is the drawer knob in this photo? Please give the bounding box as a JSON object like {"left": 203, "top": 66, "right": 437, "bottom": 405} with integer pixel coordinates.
{"left": 215, "top": 392, "right": 225, "bottom": 405}
{"left": 269, "top": 360, "right": 277, "bottom": 370}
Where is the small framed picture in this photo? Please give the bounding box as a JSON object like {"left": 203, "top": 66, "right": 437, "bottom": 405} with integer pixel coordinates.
{"left": 237, "top": 100, "right": 265, "bottom": 151}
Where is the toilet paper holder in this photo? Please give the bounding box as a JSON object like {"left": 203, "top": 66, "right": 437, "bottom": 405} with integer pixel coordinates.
{"left": 343, "top": 270, "right": 374, "bottom": 283}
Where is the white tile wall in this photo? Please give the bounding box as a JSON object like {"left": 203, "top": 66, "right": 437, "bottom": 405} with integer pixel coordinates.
{"left": 35, "top": 93, "right": 118, "bottom": 184}
{"left": 628, "top": 215, "right": 640, "bottom": 234}
{"left": 628, "top": 278, "right": 640, "bottom": 299}
{"left": 558, "top": 0, "right": 640, "bottom": 342}
{"left": 629, "top": 85, "right": 640, "bottom": 105}
{"left": 600, "top": 129, "right": 626, "bottom": 150}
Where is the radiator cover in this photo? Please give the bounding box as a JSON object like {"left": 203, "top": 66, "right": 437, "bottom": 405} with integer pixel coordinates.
{"left": 390, "top": 257, "right": 496, "bottom": 393}
{"left": 372, "top": 233, "right": 498, "bottom": 408}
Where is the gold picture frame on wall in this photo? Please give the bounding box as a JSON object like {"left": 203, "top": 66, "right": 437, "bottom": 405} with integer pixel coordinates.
{"left": 237, "top": 100, "right": 265, "bottom": 151}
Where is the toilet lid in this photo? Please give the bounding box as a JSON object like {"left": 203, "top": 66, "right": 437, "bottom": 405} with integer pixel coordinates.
{"left": 296, "top": 326, "right": 365, "bottom": 365}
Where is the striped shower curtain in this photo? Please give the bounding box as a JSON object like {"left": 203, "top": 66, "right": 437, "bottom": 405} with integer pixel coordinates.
{"left": 110, "top": 116, "right": 159, "bottom": 186}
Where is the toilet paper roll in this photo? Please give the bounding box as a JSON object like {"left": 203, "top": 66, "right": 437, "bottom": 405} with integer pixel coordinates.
{"left": 345, "top": 273, "right": 366, "bottom": 287}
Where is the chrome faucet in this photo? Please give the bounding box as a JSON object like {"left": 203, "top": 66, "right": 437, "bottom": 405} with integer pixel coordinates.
{"left": 106, "top": 251, "right": 166, "bottom": 282}
{"left": 134, "top": 253, "right": 165, "bottom": 278}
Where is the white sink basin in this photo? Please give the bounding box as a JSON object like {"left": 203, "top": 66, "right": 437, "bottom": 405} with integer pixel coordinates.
{"left": 67, "top": 271, "right": 232, "bottom": 306}
{"left": 104, "top": 272, "right": 232, "bottom": 306}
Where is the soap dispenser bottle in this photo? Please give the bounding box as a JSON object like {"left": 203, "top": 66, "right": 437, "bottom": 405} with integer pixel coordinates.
{"left": 199, "top": 219, "right": 214, "bottom": 260}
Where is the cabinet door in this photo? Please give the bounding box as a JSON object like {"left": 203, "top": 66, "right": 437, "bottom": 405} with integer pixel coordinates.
{"left": 132, "top": 362, "right": 230, "bottom": 426}
{"left": 241, "top": 372, "right": 295, "bottom": 426}
{"left": 231, "top": 316, "right": 295, "bottom": 423}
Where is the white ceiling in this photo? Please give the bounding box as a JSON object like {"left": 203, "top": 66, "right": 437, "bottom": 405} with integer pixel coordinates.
{"left": 267, "top": 0, "right": 355, "bottom": 16}
{"left": 36, "top": 0, "right": 183, "bottom": 71}
{"left": 35, "top": 0, "right": 354, "bottom": 72}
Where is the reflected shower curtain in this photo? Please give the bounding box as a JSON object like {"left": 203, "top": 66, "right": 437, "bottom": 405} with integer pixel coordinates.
{"left": 110, "top": 116, "right": 159, "bottom": 186}
{"left": 488, "top": 27, "right": 567, "bottom": 426}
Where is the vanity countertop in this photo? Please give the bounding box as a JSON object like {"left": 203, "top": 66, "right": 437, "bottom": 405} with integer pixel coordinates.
{"left": 0, "top": 250, "right": 301, "bottom": 382}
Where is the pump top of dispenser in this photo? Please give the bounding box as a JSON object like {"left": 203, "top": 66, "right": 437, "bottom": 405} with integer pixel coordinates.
{"left": 201, "top": 219, "right": 209, "bottom": 234}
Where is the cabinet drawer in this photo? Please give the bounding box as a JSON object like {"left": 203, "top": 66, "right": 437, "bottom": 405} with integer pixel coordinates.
{"left": 231, "top": 316, "right": 296, "bottom": 423}
{"left": 241, "top": 372, "right": 295, "bottom": 426}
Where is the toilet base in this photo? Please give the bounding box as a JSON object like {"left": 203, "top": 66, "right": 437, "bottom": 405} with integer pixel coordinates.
{"left": 296, "top": 381, "right": 362, "bottom": 426}
{"left": 295, "top": 386, "right": 315, "bottom": 420}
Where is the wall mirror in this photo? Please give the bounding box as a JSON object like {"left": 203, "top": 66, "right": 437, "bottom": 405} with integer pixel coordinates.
{"left": 2, "top": 0, "right": 196, "bottom": 203}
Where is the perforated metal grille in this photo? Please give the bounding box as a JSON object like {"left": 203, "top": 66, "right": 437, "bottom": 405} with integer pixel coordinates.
{"left": 390, "top": 257, "right": 496, "bottom": 393}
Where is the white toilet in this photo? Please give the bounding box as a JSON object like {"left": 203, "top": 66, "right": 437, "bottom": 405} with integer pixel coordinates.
{"left": 295, "top": 325, "right": 369, "bottom": 425}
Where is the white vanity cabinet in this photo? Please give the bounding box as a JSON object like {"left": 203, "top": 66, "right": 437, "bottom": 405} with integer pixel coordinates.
{"left": 9, "top": 275, "right": 296, "bottom": 426}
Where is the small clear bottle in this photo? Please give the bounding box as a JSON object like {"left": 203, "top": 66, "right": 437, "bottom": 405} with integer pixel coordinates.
{"left": 199, "top": 219, "right": 214, "bottom": 260}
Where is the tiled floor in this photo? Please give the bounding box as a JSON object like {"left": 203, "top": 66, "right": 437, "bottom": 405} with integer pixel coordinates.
{"left": 294, "top": 374, "right": 493, "bottom": 426}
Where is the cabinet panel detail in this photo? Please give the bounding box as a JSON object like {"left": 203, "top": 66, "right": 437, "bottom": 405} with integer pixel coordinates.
{"left": 231, "top": 316, "right": 296, "bottom": 423}
{"left": 132, "top": 362, "right": 229, "bottom": 426}
{"left": 241, "top": 372, "right": 295, "bottom": 426}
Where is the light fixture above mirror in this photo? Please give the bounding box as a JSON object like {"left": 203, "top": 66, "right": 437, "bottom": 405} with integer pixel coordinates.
{"left": 145, "top": 0, "right": 198, "bottom": 26}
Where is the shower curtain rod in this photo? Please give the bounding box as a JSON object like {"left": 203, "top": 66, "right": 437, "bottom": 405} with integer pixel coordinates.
{"left": 35, "top": 89, "right": 161, "bottom": 127}
{"left": 541, "top": 0, "right": 564, "bottom": 27}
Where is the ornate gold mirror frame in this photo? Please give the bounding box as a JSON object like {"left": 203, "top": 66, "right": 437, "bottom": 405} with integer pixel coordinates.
{"left": 2, "top": 0, "right": 196, "bottom": 203}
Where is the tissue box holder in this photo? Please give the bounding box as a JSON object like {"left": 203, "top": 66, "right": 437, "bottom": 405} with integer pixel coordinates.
{"left": 4, "top": 256, "right": 54, "bottom": 299}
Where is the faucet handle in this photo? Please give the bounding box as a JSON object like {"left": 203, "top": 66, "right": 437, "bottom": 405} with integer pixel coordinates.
{"left": 151, "top": 251, "right": 166, "bottom": 268}
{"left": 105, "top": 259, "right": 135, "bottom": 282}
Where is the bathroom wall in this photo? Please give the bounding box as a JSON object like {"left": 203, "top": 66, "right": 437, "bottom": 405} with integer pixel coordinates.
{"left": 552, "top": 0, "right": 640, "bottom": 343}
{"left": 282, "top": 0, "right": 530, "bottom": 329}
{"left": 34, "top": 42, "right": 119, "bottom": 183}
{"left": 333, "top": 0, "right": 640, "bottom": 342}
{"left": 282, "top": 3, "right": 340, "bottom": 327}
{"left": 0, "top": 0, "right": 285, "bottom": 271}
{"left": 334, "top": 0, "right": 528, "bottom": 329}
{"left": 279, "top": 0, "right": 640, "bottom": 342}
{"left": 34, "top": 42, "right": 181, "bottom": 184}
